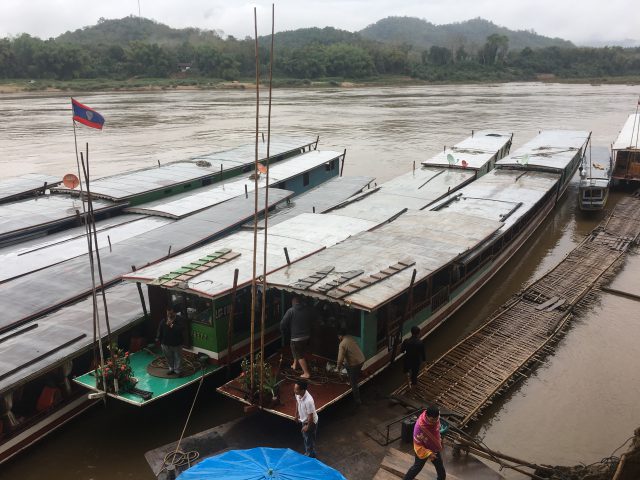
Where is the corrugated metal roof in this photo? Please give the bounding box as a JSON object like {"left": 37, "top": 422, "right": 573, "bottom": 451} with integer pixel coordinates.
{"left": 125, "top": 150, "right": 343, "bottom": 218}
{"left": 267, "top": 210, "right": 503, "bottom": 311}
{"left": 0, "top": 283, "right": 145, "bottom": 395}
{"left": 430, "top": 169, "right": 560, "bottom": 231}
{"left": 612, "top": 114, "right": 640, "bottom": 151}
{"left": 0, "top": 215, "right": 172, "bottom": 283}
{"left": 265, "top": 176, "right": 374, "bottom": 227}
{"left": 0, "top": 195, "right": 124, "bottom": 243}
{"left": 422, "top": 130, "right": 512, "bottom": 170}
{"left": 0, "top": 189, "right": 293, "bottom": 330}
{"left": 123, "top": 213, "right": 379, "bottom": 300}
{"left": 496, "top": 130, "right": 590, "bottom": 172}
{"left": 580, "top": 145, "right": 611, "bottom": 182}
{"left": 0, "top": 174, "right": 61, "bottom": 203}
{"left": 328, "top": 167, "right": 475, "bottom": 222}
{"left": 53, "top": 137, "right": 317, "bottom": 201}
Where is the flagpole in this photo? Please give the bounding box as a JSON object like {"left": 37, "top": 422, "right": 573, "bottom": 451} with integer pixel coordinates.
{"left": 72, "top": 101, "right": 106, "bottom": 396}
{"left": 80, "top": 144, "right": 116, "bottom": 391}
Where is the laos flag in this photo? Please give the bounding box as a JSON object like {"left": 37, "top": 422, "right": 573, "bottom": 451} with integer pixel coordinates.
{"left": 71, "top": 98, "right": 105, "bottom": 130}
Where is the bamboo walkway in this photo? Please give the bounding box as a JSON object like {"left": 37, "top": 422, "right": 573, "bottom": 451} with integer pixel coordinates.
{"left": 394, "top": 195, "right": 640, "bottom": 428}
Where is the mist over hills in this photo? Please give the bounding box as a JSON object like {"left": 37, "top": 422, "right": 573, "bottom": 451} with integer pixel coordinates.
{"left": 359, "top": 16, "right": 574, "bottom": 50}
{"left": 54, "top": 15, "right": 574, "bottom": 52}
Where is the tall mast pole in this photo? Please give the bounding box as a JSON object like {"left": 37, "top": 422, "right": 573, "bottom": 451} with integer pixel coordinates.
{"left": 249, "top": 7, "right": 260, "bottom": 395}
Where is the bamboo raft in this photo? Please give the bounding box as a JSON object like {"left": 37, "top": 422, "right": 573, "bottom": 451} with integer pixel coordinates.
{"left": 394, "top": 196, "right": 640, "bottom": 428}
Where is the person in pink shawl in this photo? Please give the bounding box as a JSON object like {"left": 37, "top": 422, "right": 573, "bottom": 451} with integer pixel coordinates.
{"left": 403, "top": 405, "right": 446, "bottom": 480}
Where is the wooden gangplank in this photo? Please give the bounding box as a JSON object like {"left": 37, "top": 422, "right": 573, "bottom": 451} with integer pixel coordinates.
{"left": 394, "top": 196, "right": 640, "bottom": 428}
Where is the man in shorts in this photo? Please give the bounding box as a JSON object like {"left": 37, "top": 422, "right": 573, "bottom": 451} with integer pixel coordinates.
{"left": 280, "top": 295, "right": 312, "bottom": 378}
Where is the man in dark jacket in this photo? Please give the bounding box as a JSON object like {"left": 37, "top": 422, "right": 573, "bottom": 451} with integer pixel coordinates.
{"left": 402, "top": 326, "right": 426, "bottom": 389}
{"left": 156, "top": 307, "right": 184, "bottom": 376}
{"left": 280, "top": 296, "right": 312, "bottom": 378}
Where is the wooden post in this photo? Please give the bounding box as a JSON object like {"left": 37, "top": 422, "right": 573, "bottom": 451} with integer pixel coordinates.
{"left": 226, "top": 269, "right": 239, "bottom": 375}
{"left": 340, "top": 149, "right": 346, "bottom": 177}
{"left": 283, "top": 247, "right": 291, "bottom": 265}
{"left": 131, "top": 265, "right": 148, "bottom": 320}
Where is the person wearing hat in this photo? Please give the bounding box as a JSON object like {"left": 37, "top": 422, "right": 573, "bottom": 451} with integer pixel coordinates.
{"left": 293, "top": 379, "right": 318, "bottom": 458}
{"left": 404, "top": 405, "right": 446, "bottom": 480}
{"left": 336, "top": 327, "right": 365, "bottom": 405}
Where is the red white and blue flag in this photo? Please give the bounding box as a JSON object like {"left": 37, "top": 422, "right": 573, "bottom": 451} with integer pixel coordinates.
{"left": 71, "top": 98, "right": 105, "bottom": 130}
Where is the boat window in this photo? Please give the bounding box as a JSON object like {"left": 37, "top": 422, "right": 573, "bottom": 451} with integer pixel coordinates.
{"left": 202, "top": 178, "right": 212, "bottom": 187}
{"left": 303, "top": 172, "right": 310, "bottom": 186}
{"left": 187, "top": 295, "right": 213, "bottom": 326}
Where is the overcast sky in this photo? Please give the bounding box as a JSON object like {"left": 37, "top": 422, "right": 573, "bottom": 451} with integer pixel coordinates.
{"left": 1, "top": 0, "right": 638, "bottom": 46}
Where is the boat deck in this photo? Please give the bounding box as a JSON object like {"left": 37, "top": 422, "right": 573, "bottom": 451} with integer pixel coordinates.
{"left": 217, "top": 352, "right": 375, "bottom": 420}
{"left": 74, "top": 348, "right": 221, "bottom": 406}
{"left": 393, "top": 195, "right": 640, "bottom": 427}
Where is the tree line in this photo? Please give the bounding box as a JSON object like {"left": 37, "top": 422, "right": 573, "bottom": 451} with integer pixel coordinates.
{"left": 0, "top": 31, "right": 639, "bottom": 82}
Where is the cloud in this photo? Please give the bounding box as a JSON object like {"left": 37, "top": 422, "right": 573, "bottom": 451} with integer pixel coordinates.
{"left": 0, "top": 0, "right": 637, "bottom": 45}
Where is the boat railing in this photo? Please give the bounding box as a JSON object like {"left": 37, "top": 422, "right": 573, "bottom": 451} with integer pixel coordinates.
{"left": 431, "top": 286, "right": 450, "bottom": 312}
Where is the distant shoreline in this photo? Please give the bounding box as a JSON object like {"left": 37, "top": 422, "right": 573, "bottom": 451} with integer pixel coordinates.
{"left": 1, "top": 75, "right": 639, "bottom": 94}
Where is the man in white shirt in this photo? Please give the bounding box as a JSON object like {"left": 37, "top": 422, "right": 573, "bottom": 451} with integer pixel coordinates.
{"left": 293, "top": 379, "right": 318, "bottom": 457}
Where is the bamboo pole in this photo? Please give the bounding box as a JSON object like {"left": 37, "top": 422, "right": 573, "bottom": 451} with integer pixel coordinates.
{"left": 259, "top": 3, "right": 275, "bottom": 407}
{"left": 249, "top": 7, "right": 260, "bottom": 396}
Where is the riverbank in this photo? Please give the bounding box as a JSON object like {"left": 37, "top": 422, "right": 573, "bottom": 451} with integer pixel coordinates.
{"left": 1, "top": 74, "right": 639, "bottom": 94}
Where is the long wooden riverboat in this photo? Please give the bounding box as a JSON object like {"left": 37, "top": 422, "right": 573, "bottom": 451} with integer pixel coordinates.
{"left": 611, "top": 113, "right": 640, "bottom": 183}
{"left": 215, "top": 130, "right": 591, "bottom": 420}
{"left": 0, "top": 142, "right": 349, "bottom": 464}
{"left": 104, "top": 131, "right": 512, "bottom": 406}
{"left": 0, "top": 136, "right": 318, "bottom": 246}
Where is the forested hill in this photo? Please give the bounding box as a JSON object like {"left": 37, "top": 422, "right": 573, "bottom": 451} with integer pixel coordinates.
{"left": 359, "top": 17, "right": 574, "bottom": 50}
{"left": 56, "top": 16, "right": 223, "bottom": 46}
{"left": 1, "top": 15, "right": 638, "bottom": 83}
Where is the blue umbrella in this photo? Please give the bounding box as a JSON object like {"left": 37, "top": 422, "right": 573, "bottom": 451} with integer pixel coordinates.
{"left": 176, "top": 447, "right": 347, "bottom": 480}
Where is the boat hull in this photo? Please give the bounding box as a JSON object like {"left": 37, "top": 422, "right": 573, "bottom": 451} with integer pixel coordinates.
{"left": 0, "top": 394, "right": 97, "bottom": 465}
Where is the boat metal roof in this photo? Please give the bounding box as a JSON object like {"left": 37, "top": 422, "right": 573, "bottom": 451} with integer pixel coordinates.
{"left": 0, "top": 174, "right": 62, "bottom": 203}
{"left": 580, "top": 145, "right": 611, "bottom": 183}
{"left": 123, "top": 213, "right": 379, "bottom": 300}
{"left": 496, "top": 130, "right": 590, "bottom": 172}
{"left": 0, "top": 283, "right": 145, "bottom": 395}
{"left": 421, "top": 130, "right": 512, "bottom": 170}
{"left": 53, "top": 137, "right": 318, "bottom": 202}
{"left": 0, "top": 189, "right": 293, "bottom": 330}
{"left": 265, "top": 176, "right": 374, "bottom": 227}
{"left": 328, "top": 166, "right": 476, "bottom": 222}
{"left": 0, "top": 195, "right": 124, "bottom": 245}
{"left": 267, "top": 210, "right": 502, "bottom": 311}
{"left": 430, "top": 169, "right": 560, "bottom": 232}
{"left": 612, "top": 113, "right": 640, "bottom": 151}
{"left": 126, "top": 150, "right": 343, "bottom": 219}
{"left": 0, "top": 215, "right": 172, "bottom": 283}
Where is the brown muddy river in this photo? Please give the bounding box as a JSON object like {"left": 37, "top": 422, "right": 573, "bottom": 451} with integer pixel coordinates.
{"left": 1, "top": 83, "right": 639, "bottom": 478}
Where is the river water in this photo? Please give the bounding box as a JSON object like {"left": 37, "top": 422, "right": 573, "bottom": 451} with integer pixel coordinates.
{"left": 1, "top": 83, "right": 640, "bottom": 478}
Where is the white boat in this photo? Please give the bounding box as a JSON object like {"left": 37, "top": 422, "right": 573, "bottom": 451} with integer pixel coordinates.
{"left": 578, "top": 146, "right": 611, "bottom": 211}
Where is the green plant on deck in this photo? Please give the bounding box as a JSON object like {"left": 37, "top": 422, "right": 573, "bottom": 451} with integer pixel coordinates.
{"left": 240, "top": 353, "right": 278, "bottom": 400}
{"left": 95, "top": 344, "right": 135, "bottom": 394}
